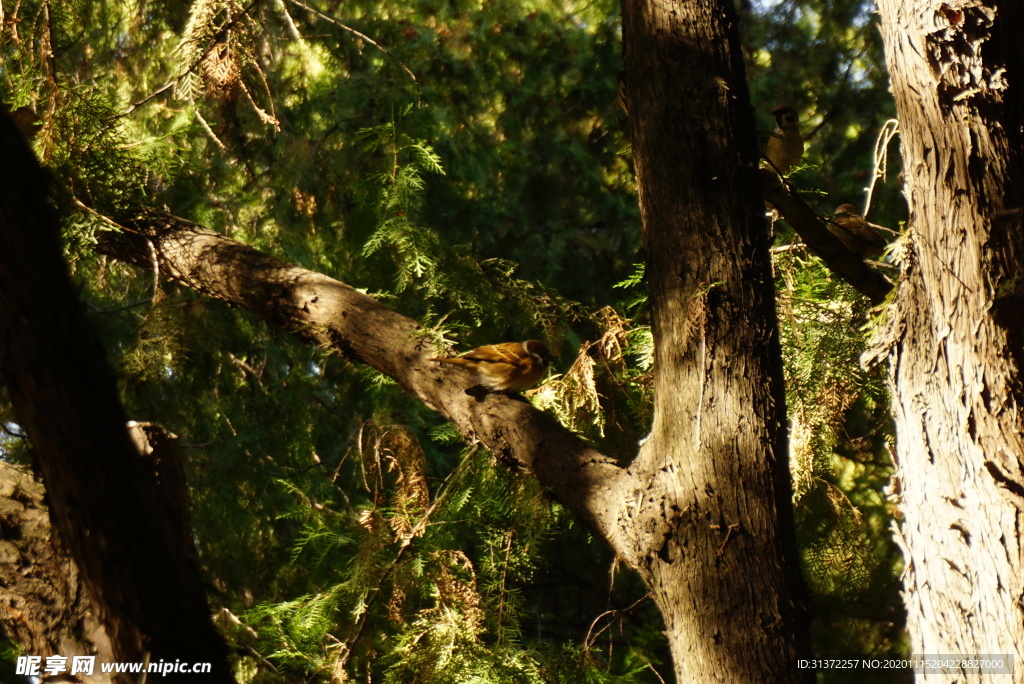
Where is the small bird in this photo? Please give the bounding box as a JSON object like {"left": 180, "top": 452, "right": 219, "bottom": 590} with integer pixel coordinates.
{"left": 766, "top": 105, "right": 804, "bottom": 175}
{"left": 431, "top": 340, "right": 551, "bottom": 392}
{"left": 829, "top": 204, "right": 889, "bottom": 258}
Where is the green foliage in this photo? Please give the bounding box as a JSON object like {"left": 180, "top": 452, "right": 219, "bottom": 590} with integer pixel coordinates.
{"left": 612, "top": 262, "right": 647, "bottom": 315}
{"left": 228, "top": 431, "right": 657, "bottom": 682}
{"left": 0, "top": 635, "right": 24, "bottom": 684}
{"left": 0, "top": 0, "right": 907, "bottom": 678}
{"left": 774, "top": 248, "right": 907, "bottom": 662}
{"left": 746, "top": 0, "right": 904, "bottom": 227}
{"left": 352, "top": 110, "right": 593, "bottom": 344}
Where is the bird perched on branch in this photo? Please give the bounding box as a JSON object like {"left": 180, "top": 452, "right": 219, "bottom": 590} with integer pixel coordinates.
{"left": 766, "top": 105, "right": 804, "bottom": 175}
{"left": 829, "top": 204, "right": 889, "bottom": 258}
{"left": 431, "top": 340, "right": 551, "bottom": 392}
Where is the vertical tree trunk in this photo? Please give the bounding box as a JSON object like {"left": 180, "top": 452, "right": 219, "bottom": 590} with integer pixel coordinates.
{"left": 0, "top": 106, "right": 233, "bottom": 682}
{"left": 874, "top": 0, "right": 1024, "bottom": 675}
{"left": 620, "top": 0, "right": 811, "bottom": 680}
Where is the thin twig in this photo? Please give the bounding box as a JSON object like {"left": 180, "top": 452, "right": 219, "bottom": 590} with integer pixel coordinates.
{"left": 146, "top": 239, "right": 161, "bottom": 306}
{"left": 495, "top": 530, "right": 514, "bottom": 639}
{"left": 71, "top": 197, "right": 128, "bottom": 231}
{"left": 863, "top": 119, "right": 899, "bottom": 216}
{"left": 771, "top": 243, "right": 809, "bottom": 254}
{"left": 286, "top": 0, "right": 418, "bottom": 86}
{"left": 194, "top": 109, "right": 228, "bottom": 151}
{"left": 118, "top": 81, "right": 178, "bottom": 119}
{"left": 273, "top": 0, "right": 305, "bottom": 43}
{"left": 583, "top": 595, "right": 649, "bottom": 649}
{"left": 238, "top": 79, "right": 279, "bottom": 127}
{"left": 228, "top": 353, "right": 266, "bottom": 390}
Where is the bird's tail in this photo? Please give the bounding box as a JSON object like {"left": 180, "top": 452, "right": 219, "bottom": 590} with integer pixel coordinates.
{"left": 430, "top": 356, "right": 471, "bottom": 366}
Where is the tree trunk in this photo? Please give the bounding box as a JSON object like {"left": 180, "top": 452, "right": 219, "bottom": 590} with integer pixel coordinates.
{"left": 0, "top": 106, "right": 233, "bottom": 682}
{"left": 85, "top": 0, "right": 817, "bottom": 664}
{"left": 0, "top": 461, "right": 117, "bottom": 684}
{"left": 619, "top": 0, "right": 811, "bottom": 680}
{"left": 98, "top": 194, "right": 812, "bottom": 681}
{"left": 873, "top": 0, "right": 1024, "bottom": 677}
{"left": 89, "top": 7, "right": 816, "bottom": 666}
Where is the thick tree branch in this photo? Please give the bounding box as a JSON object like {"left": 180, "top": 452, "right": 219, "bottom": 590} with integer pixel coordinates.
{"left": 99, "top": 211, "right": 632, "bottom": 551}
{"left": 761, "top": 170, "right": 895, "bottom": 303}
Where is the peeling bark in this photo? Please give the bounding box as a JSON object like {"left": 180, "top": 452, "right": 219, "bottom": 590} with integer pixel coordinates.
{"left": 872, "top": 0, "right": 1024, "bottom": 676}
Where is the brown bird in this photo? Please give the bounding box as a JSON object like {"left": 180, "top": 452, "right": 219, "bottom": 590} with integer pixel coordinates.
{"left": 829, "top": 204, "right": 889, "bottom": 258}
{"left": 766, "top": 105, "right": 804, "bottom": 175}
{"left": 431, "top": 340, "right": 551, "bottom": 392}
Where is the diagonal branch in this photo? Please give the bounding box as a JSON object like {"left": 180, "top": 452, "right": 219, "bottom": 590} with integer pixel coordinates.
{"left": 98, "top": 210, "right": 631, "bottom": 551}
{"left": 286, "top": 0, "right": 419, "bottom": 87}
{"left": 761, "top": 170, "right": 895, "bottom": 304}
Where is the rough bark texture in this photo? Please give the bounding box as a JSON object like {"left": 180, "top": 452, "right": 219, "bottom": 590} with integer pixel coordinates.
{"left": 0, "top": 461, "right": 116, "bottom": 684}
{"left": 0, "top": 427, "right": 208, "bottom": 682}
{"left": 620, "top": 0, "right": 811, "bottom": 680}
{"left": 0, "top": 107, "right": 232, "bottom": 681}
{"left": 761, "top": 172, "right": 895, "bottom": 303}
{"left": 873, "top": 0, "right": 1024, "bottom": 677}
{"left": 98, "top": 192, "right": 810, "bottom": 680}
{"left": 101, "top": 211, "right": 628, "bottom": 538}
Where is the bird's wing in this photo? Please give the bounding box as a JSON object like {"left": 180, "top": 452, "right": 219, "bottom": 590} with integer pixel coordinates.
{"left": 463, "top": 343, "right": 530, "bottom": 368}
{"left": 849, "top": 222, "right": 888, "bottom": 249}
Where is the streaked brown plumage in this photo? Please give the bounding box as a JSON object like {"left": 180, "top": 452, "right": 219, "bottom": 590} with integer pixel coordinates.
{"left": 431, "top": 340, "right": 551, "bottom": 391}
{"left": 766, "top": 105, "right": 804, "bottom": 175}
{"left": 829, "top": 204, "right": 889, "bottom": 258}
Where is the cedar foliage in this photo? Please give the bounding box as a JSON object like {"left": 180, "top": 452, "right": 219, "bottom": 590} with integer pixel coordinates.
{"left": 1, "top": 0, "right": 906, "bottom": 680}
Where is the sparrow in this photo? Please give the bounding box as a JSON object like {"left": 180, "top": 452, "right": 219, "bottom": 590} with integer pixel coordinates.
{"left": 829, "top": 204, "right": 889, "bottom": 258}
{"left": 431, "top": 340, "right": 551, "bottom": 392}
{"left": 766, "top": 105, "right": 804, "bottom": 175}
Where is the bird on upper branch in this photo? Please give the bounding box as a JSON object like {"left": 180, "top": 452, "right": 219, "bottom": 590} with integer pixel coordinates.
{"left": 766, "top": 105, "right": 804, "bottom": 176}
{"left": 829, "top": 204, "right": 890, "bottom": 258}
{"left": 431, "top": 340, "right": 551, "bottom": 392}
